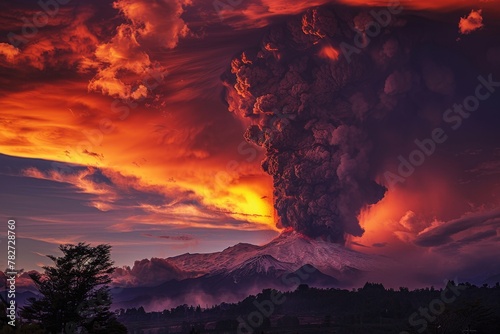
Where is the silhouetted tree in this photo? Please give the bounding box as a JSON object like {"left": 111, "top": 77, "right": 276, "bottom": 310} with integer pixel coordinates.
{"left": 296, "top": 284, "right": 309, "bottom": 292}
{"left": 20, "top": 243, "right": 127, "bottom": 333}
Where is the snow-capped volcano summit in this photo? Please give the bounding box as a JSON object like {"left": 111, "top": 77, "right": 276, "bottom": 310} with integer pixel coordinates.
{"left": 251, "top": 231, "right": 378, "bottom": 274}
{"left": 228, "top": 254, "right": 296, "bottom": 275}
{"left": 168, "top": 230, "right": 382, "bottom": 279}
{"left": 111, "top": 231, "right": 387, "bottom": 310}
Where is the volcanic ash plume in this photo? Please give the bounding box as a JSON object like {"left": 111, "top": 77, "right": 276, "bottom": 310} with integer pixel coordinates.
{"left": 222, "top": 7, "right": 393, "bottom": 243}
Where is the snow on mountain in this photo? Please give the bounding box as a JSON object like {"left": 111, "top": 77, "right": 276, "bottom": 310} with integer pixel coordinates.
{"left": 252, "top": 231, "right": 379, "bottom": 275}
{"left": 168, "top": 231, "right": 384, "bottom": 279}
{"left": 226, "top": 254, "right": 296, "bottom": 277}
{"left": 111, "top": 254, "right": 340, "bottom": 311}
{"left": 110, "top": 232, "right": 384, "bottom": 310}
{"left": 168, "top": 242, "right": 260, "bottom": 273}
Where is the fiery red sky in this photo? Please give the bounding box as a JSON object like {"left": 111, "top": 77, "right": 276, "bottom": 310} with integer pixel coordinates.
{"left": 1, "top": 0, "right": 500, "bottom": 287}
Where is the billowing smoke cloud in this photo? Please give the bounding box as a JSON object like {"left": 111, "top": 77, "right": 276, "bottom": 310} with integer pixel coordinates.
{"left": 223, "top": 4, "right": 500, "bottom": 244}
{"left": 223, "top": 7, "right": 391, "bottom": 243}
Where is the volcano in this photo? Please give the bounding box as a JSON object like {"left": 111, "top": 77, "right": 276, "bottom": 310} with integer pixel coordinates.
{"left": 111, "top": 231, "right": 387, "bottom": 311}
{"left": 169, "top": 230, "right": 381, "bottom": 277}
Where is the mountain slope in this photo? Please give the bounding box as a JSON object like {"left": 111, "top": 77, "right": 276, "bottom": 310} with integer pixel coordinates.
{"left": 168, "top": 231, "right": 383, "bottom": 278}
{"left": 111, "top": 231, "right": 388, "bottom": 310}
{"left": 112, "top": 257, "right": 339, "bottom": 311}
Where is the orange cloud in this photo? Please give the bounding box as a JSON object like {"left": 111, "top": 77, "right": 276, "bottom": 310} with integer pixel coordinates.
{"left": 21, "top": 166, "right": 118, "bottom": 208}
{"left": 88, "top": 0, "right": 190, "bottom": 99}
{"left": 3, "top": 6, "right": 99, "bottom": 70}
{"left": 459, "top": 9, "right": 484, "bottom": 34}
{"left": 88, "top": 24, "right": 155, "bottom": 99}
{"left": 0, "top": 75, "right": 274, "bottom": 232}
{"left": 0, "top": 43, "right": 20, "bottom": 62}
{"left": 353, "top": 163, "right": 500, "bottom": 251}
{"left": 113, "top": 0, "right": 191, "bottom": 48}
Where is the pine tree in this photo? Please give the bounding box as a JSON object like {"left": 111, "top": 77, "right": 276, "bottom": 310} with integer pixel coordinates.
{"left": 20, "top": 243, "right": 127, "bottom": 333}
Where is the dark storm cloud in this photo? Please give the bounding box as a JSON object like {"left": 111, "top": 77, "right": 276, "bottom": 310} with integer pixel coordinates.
{"left": 452, "top": 229, "right": 497, "bottom": 246}
{"left": 0, "top": 1, "right": 109, "bottom": 71}
{"left": 143, "top": 233, "right": 195, "bottom": 241}
{"left": 415, "top": 209, "right": 500, "bottom": 247}
{"left": 82, "top": 149, "right": 104, "bottom": 160}
{"left": 223, "top": 5, "right": 500, "bottom": 244}
{"left": 0, "top": 154, "right": 169, "bottom": 215}
{"left": 81, "top": 168, "right": 113, "bottom": 186}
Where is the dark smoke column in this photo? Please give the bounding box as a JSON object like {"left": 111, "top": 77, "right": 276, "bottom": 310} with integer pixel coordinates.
{"left": 223, "top": 7, "right": 390, "bottom": 243}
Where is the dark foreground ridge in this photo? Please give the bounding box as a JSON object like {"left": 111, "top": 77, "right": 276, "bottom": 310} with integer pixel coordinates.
{"left": 117, "top": 282, "right": 500, "bottom": 334}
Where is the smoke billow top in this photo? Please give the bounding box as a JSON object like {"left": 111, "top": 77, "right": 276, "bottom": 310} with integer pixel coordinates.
{"left": 223, "top": 5, "right": 483, "bottom": 243}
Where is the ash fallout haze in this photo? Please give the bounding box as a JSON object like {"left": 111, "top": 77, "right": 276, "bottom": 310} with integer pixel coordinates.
{"left": 1, "top": 0, "right": 500, "bottom": 331}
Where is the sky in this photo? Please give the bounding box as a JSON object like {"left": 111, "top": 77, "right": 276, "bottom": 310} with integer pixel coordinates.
{"left": 0, "top": 0, "right": 500, "bottom": 286}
